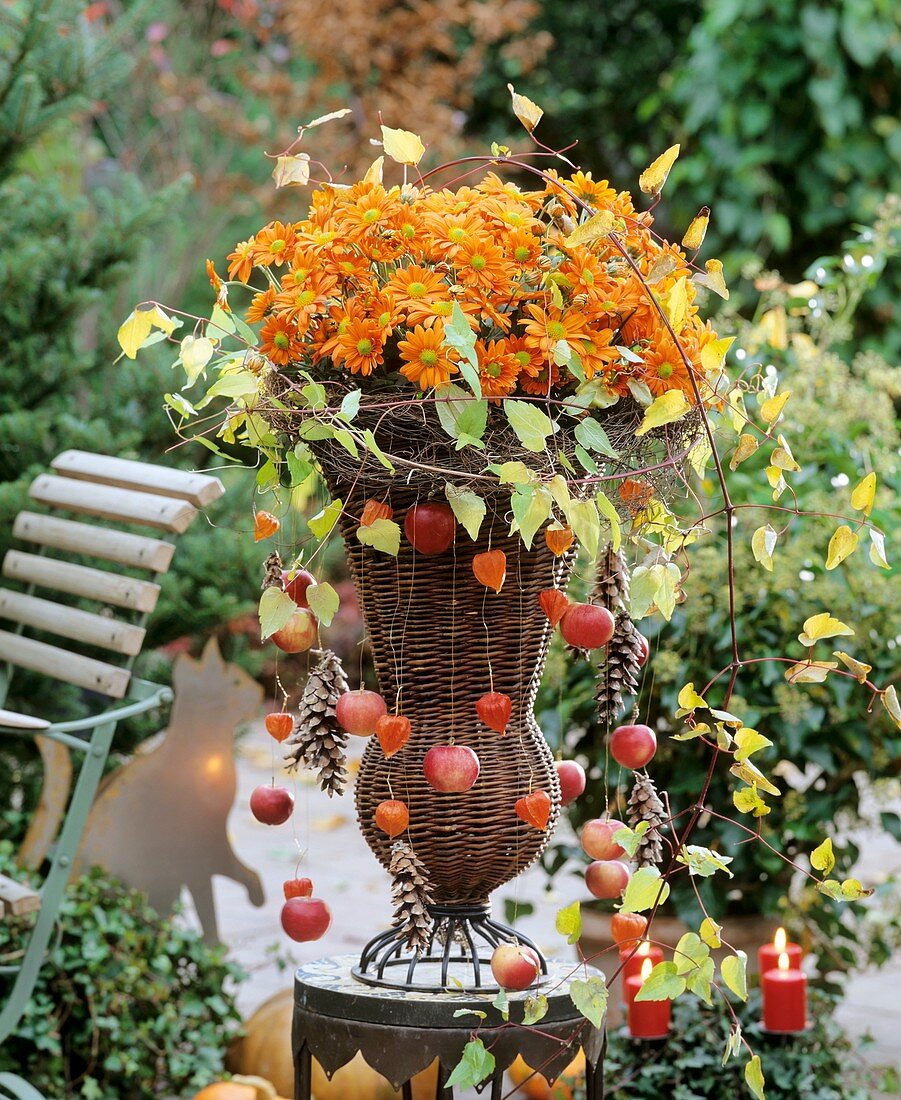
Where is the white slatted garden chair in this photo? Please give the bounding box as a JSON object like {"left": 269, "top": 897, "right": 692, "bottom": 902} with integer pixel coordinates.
{"left": 0, "top": 451, "right": 224, "bottom": 1100}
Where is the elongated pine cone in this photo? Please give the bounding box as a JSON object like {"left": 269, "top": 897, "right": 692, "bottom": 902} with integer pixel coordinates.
{"left": 389, "top": 840, "right": 434, "bottom": 954}
{"left": 593, "top": 545, "right": 644, "bottom": 726}
{"left": 627, "top": 770, "right": 667, "bottom": 868}
{"left": 286, "top": 649, "right": 350, "bottom": 796}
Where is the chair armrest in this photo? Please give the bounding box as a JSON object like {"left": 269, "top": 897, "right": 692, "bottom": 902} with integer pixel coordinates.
{"left": 45, "top": 683, "right": 174, "bottom": 739}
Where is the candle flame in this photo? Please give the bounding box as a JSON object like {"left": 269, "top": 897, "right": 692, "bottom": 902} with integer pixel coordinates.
{"left": 773, "top": 927, "right": 787, "bottom": 952}
{"left": 638, "top": 940, "right": 650, "bottom": 956}
{"left": 640, "top": 957, "right": 654, "bottom": 981}
{"left": 778, "top": 951, "right": 790, "bottom": 971}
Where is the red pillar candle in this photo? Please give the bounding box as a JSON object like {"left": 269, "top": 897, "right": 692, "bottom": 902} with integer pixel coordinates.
{"left": 620, "top": 940, "right": 664, "bottom": 984}
{"left": 626, "top": 957, "right": 672, "bottom": 1039}
{"left": 762, "top": 951, "right": 808, "bottom": 1032}
{"left": 758, "top": 926, "right": 802, "bottom": 975}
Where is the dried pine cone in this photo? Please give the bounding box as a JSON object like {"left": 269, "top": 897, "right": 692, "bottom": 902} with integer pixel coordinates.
{"left": 595, "top": 614, "right": 644, "bottom": 727}
{"left": 262, "top": 551, "right": 284, "bottom": 591}
{"left": 286, "top": 649, "right": 349, "bottom": 796}
{"left": 389, "top": 841, "right": 434, "bottom": 954}
{"left": 627, "top": 770, "right": 667, "bottom": 868}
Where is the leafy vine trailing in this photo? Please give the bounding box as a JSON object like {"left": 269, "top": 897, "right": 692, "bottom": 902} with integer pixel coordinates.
{"left": 119, "top": 89, "right": 897, "bottom": 1097}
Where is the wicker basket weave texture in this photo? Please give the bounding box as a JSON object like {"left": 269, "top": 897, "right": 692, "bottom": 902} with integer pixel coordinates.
{"left": 328, "top": 470, "right": 574, "bottom": 905}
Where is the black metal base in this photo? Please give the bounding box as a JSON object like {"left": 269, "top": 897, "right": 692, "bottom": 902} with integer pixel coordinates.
{"left": 352, "top": 903, "right": 548, "bottom": 992}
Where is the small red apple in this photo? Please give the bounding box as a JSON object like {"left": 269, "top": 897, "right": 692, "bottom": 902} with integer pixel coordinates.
{"left": 335, "top": 689, "right": 388, "bottom": 736}
{"left": 271, "top": 607, "right": 318, "bottom": 653}
{"left": 423, "top": 743, "right": 480, "bottom": 793}
{"left": 560, "top": 603, "right": 615, "bottom": 650}
{"left": 555, "top": 760, "right": 586, "bottom": 807}
{"left": 610, "top": 723, "right": 657, "bottom": 770}
{"left": 283, "top": 877, "right": 314, "bottom": 900}
{"left": 281, "top": 896, "right": 332, "bottom": 942}
{"left": 585, "top": 859, "right": 632, "bottom": 899}
{"left": 635, "top": 632, "right": 650, "bottom": 668}
{"left": 404, "top": 502, "right": 456, "bottom": 556}
{"left": 249, "top": 784, "right": 294, "bottom": 825}
{"left": 490, "top": 943, "right": 541, "bottom": 991}
{"left": 581, "top": 817, "right": 627, "bottom": 860}
{"left": 282, "top": 567, "right": 315, "bottom": 607}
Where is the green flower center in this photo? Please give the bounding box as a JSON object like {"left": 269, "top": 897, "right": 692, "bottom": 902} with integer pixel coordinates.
{"left": 409, "top": 281, "right": 427, "bottom": 297}
{"left": 402, "top": 223, "right": 416, "bottom": 239}
{"left": 363, "top": 208, "right": 380, "bottom": 223}
{"left": 659, "top": 362, "right": 674, "bottom": 379}
{"left": 448, "top": 227, "right": 466, "bottom": 242}
{"left": 486, "top": 361, "right": 503, "bottom": 378}
{"left": 273, "top": 332, "right": 289, "bottom": 350}
{"left": 469, "top": 254, "right": 487, "bottom": 271}
{"left": 514, "top": 351, "right": 531, "bottom": 368}
{"left": 514, "top": 246, "right": 531, "bottom": 263}
{"left": 296, "top": 290, "right": 315, "bottom": 307}
{"left": 547, "top": 321, "right": 566, "bottom": 340}
{"left": 419, "top": 349, "right": 438, "bottom": 366}
{"left": 270, "top": 239, "right": 285, "bottom": 253}
{"left": 356, "top": 339, "right": 373, "bottom": 355}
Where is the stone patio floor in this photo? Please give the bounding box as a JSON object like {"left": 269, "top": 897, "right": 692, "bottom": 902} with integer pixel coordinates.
{"left": 190, "top": 716, "right": 900, "bottom": 1092}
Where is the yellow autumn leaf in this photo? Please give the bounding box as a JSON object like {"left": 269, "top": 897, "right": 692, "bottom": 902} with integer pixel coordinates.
{"left": 507, "top": 84, "right": 543, "bottom": 133}
{"left": 825, "top": 525, "right": 859, "bottom": 570}
{"left": 881, "top": 685, "right": 901, "bottom": 731}
{"left": 271, "top": 153, "right": 311, "bottom": 188}
{"left": 635, "top": 389, "right": 690, "bottom": 437}
{"left": 850, "top": 472, "right": 876, "bottom": 516}
{"left": 693, "top": 258, "right": 729, "bottom": 300}
{"left": 730, "top": 434, "right": 759, "bottom": 470}
{"left": 681, "top": 207, "right": 710, "bottom": 251}
{"left": 646, "top": 253, "right": 679, "bottom": 284}
{"left": 700, "top": 335, "right": 734, "bottom": 374}
{"left": 380, "top": 126, "right": 425, "bottom": 165}
{"left": 733, "top": 784, "right": 770, "bottom": 817}
{"left": 757, "top": 306, "right": 788, "bottom": 350}
{"left": 676, "top": 682, "right": 707, "bottom": 714}
{"left": 733, "top": 728, "right": 773, "bottom": 763}
{"left": 811, "top": 837, "right": 835, "bottom": 875}
{"left": 117, "top": 309, "right": 154, "bottom": 359}
{"left": 785, "top": 660, "right": 838, "bottom": 684}
{"left": 751, "top": 525, "right": 777, "bottom": 571}
{"left": 179, "top": 335, "right": 215, "bottom": 385}
{"left": 362, "top": 156, "right": 384, "bottom": 184}
{"left": 303, "top": 107, "right": 352, "bottom": 129}
{"left": 729, "top": 759, "right": 780, "bottom": 796}
{"left": 770, "top": 435, "right": 800, "bottom": 472}
{"left": 833, "top": 651, "right": 872, "bottom": 683}
{"left": 699, "top": 917, "right": 722, "bottom": 948}
{"left": 564, "top": 210, "right": 615, "bottom": 248}
{"left": 639, "top": 144, "right": 680, "bottom": 195}
{"left": 663, "top": 276, "right": 689, "bottom": 333}
{"left": 759, "top": 390, "right": 790, "bottom": 425}
{"left": 765, "top": 465, "right": 786, "bottom": 500}
{"left": 869, "top": 528, "right": 890, "bottom": 569}
{"left": 798, "top": 612, "right": 854, "bottom": 646}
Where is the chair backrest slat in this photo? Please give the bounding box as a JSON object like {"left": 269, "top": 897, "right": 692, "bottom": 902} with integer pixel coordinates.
{"left": 0, "top": 591, "right": 146, "bottom": 657}
{"left": 0, "top": 629, "right": 130, "bottom": 698}
{"left": 3, "top": 551, "right": 160, "bottom": 614}
{"left": 13, "top": 512, "right": 175, "bottom": 573}
{"left": 29, "top": 475, "right": 197, "bottom": 534}
{"left": 52, "top": 450, "right": 224, "bottom": 508}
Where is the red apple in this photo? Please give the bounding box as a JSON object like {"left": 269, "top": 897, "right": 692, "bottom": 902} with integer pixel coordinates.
{"left": 250, "top": 784, "right": 294, "bottom": 825}
{"left": 423, "top": 744, "right": 480, "bottom": 793}
{"left": 585, "top": 859, "right": 632, "bottom": 899}
{"left": 271, "top": 607, "right": 318, "bottom": 653}
{"left": 281, "top": 896, "right": 332, "bottom": 942}
{"left": 282, "top": 568, "right": 315, "bottom": 607}
{"left": 335, "top": 689, "right": 388, "bottom": 737}
{"left": 581, "top": 817, "right": 627, "bottom": 860}
{"left": 560, "top": 603, "right": 615, "bottom": 650}
{"left": 404, "top": 502, "right": 456, "bottom": 555}
{"left": 490, "top": 943, "right": 541, "bottom": 991}
{"left": 635, "top": 632, "right": 650, "bottom": 668}
{"left": 610, "top": 723, "right": 657, "bottom": 770}
{"left": 555, "top": 760, "right": 586, "bottom": 807}
{"left": 284, "top": 877, "right": 314, "bottom": 899}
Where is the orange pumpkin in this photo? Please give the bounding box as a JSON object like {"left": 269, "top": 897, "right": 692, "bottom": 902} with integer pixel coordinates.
{"left": 375, "top": 799, "right": 409, "bottom": 839}
{"left": 545, "top": 522, "right": 574, "bottom": 557}
{"left": 472, "top": 549, "right": 506, "bottom": 593}
{"left": 507, "top": 1051, "right": 586, "bottom": 1099}
{"left": 514, "top": 789, "right": 551, "bottom": 831}
{"left": 376, "top": 714, "right": 411, "bottom": 758}
{"left": 254, "top": 511, "right": 280, "bottom": 542}
{"left": 192, "top": 1075, "right": 286, "bottom": 1100}
{"left": 611, "top": 912, "right": 649, "bottom": 951}
{"left": 476, "top": 691, "right": 512, "bottom": 735}
{"left": 538, "top": 588, "right": 569, "bottom": 627}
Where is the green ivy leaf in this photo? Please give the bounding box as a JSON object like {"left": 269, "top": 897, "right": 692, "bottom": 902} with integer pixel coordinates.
{"left": 565, "top": 498, "right": 601, "bottom": 559}
{"left": 339, "top": 388, "right": 361, "bottom": 422}
{"left": 492, "top": 460, "right": 533, "bottom": 485}
{"left": 522, "top": 994, "right": 548, "bottom": 1025}
{"left": 360, "top": 429, "right": 395, "bottom": 471}
{"left": 733, "top": 728, "right": 773, "bottom": 763}
{"left": 445, "top": 1038, "right": 495, "bottom": 1089}
{"left": 596, "top": 491, "right": 622, "bottom": 552}
{"left": 445, "top": 484, "right": 486, "bottom": 540}
{"left": 634, "top": 961, "right": 685, "bottom": 1001}
{"left": 569, "top": 975, "right": 608, "bottom": 1027}
{"left": 673, "top": 932, "right": 710, "bottom": 976}
{"left": 443, "top": 303, "right": 482, "bottom": 399}
{"left": 306, "top": 581, "right": 340, "bottom": 627}
{"left": 555, "top": 900, "right": 582, "bottom": 945}
{"left": 678, "top": 845, "right": 734, "bottom": 879}
{"left": 491, "top": 989, "right": 509, "bottom": 1020}
{"left": 356, "top": 518, "right": 401, "bottom": 556}
{"left": 258, "top": 588, "right": 297, "bottom": 640}
{"left": 511, "top": 485, "right": 552, "bottom": 549}
{"left": 745, "top": 1054, "right": 766, "bottom": 1100}
{"left": 721, "top": 951, "right": 748, "bottom": 1002}
{"left": 611, "top": 822, "right": 650, "bottom": 859}
{"left": 574, "top": 418, "right": 618, "bottom": 458}
{"left": 685, "top": 957, "right": 715, "bottom": 1004}
{"left": 308, "top": 499, "right": 343, "bottom": 539}
{"left": 503, "top": 399, "right": 557, "bottom": 452}
{"left": 619, "top": 866, "right": 670, "bottom": 914}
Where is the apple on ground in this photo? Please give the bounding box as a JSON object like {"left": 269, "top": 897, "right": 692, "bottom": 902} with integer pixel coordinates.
{"left": 560, "top": 603, "right": 615, "bottom": 650}
{"left": 271, "top": 607, "right": 318, "bottom": 653}
{"left": 490, "top": 943, "right": 541, "bottom": 991}
{"left": 282, "top": 568, "right": 315, "bottom": 607}
{"left": 249, "top": 784, "right": 294, "bottom": 826}
{"left": 610, "top": 723, "right": 657, "bottom": 770}
{"left": 585, "top": 859, "right": 632, "bottom": 899}
{"left": 555, "top": 760, "right": 586, "bottom": 806}
{"left": 423, "top": 743, "right": 480, "bottom": 793}
{"left": 580, "top": 817, "right": 627, "bottom": 860}
{"left": 336, "top": 689, "right": 388, "bottom": 736}
{"left": 404, "top": 502, "right": 457, "bottom": 556}
{"left": 281, "top": 897, "right": 332, "bottom": 942}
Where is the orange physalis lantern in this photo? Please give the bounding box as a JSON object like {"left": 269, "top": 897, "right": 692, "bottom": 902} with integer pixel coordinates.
{"left": 264, "top": 712, "right": 294, "bottom": 743}
{"left": 473, "top": 549, "right": 506, "bottom": 593}
{"left": 375, "top": 799, "right": 409, "bottom": 839}
{"left": 283, "top": 877, "right": 313, "bottom": 899}
{"left": 545, "top": 522, "right": 574, "bottom": 557}
{"left": 376, "top": 714, "right": 411, "bottom": 758}
{"left": 514, "top": 790, "right": 552, "bottom": 831}
{"left": 538, "top": 588, "right": 569, "bottom": 627}
{"left": 619, "top": 478, "right": 653, "bottom": 515}
{"left": 475, "top": 692, "right": 512, "bottom": 735}
{"left": 360, "top": 498, "right": 393, "bottom": 527}
{"left": 254, "top": 510, "right": 280, "bottom": 542}
{"left": 611, "top": 912, "right": 649, "bottom": 951}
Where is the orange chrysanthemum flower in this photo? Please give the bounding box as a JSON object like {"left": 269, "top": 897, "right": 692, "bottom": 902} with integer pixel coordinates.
{"left": 397, "top": 325, "right": 459, "bottom": 390}
{"left": 226, "top": 239, "right": 255, "bottom": 283}
{"left": 504, "top": 228, "right": 542, "bottom": 269}
{"left": 577, "top": 329, "right": 619, "bottom": 380}
{"left": 452, "top": 235, "right": 510, "bottom": 292}
{"left": 252, "top": 221, "right": 298, "bottom": 267}
{"left": 519, "top": 361, "right": 562, "bottom": 396}
{"left": 521, "top": 304, "right": 591, "bottom": 358}
{"left": 385, "top": 265, "right": 449, "bottom": 315}
{"left": 640, "top": 327, "right": 696, "bottom": 396}
{"left": 332, "top": 317, "right": 384, "bottom": 376}
{"left": 566, "top": 171, "right": 617, "bottom": 208}
{"left": 246, "top": 287, "right": 276, "bottom": 324}
{"left": 475, "top": 339, "right": 520, "bottom": 398}
{"left": 273, "top": 271, "right": 337, "bottom": 329}
{"left": 259, "top": 315, "right": 302, "bottom": 366}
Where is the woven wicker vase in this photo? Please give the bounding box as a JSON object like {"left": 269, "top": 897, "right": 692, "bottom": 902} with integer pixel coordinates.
{"left": 323, "top": 463, "right": 573, "bottom": 907}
